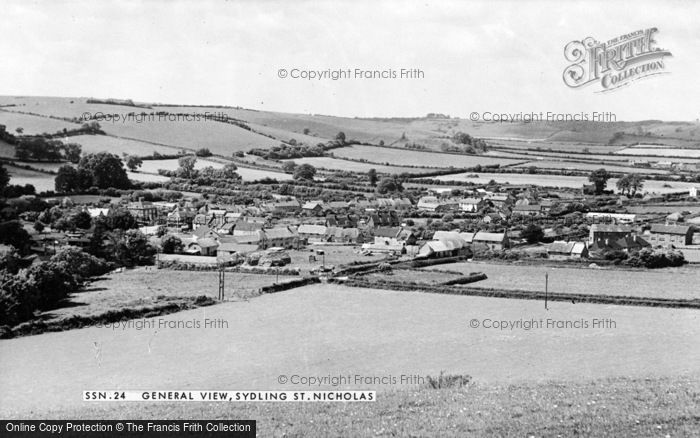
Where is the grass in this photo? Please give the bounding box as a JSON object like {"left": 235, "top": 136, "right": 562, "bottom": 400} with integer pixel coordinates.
{"left": 8, "top": 376, "right": 699, "bottom": 436}
{"left": 615, "top": 147, "right": 700, "bottom": 158}
{"left": 432, "top": 172, "right": 699, "bottom": 194}
{"left": 62, "top": 134, "right": 179, "bottom": 156}
{"left": 425, "top": 262, "right": 700, "bottom": 300}
{"left": 513, "top": 160, "right": 669, "bottom": 174}
{"left": 288, "top": 157, "right": 435, "bottom": 174}
{"left": 0, "top": 110, "right": 78, "bottom": 135}
{"left": 5, "top": 164, "right": 56, "bottom": 191}
{"left": 1, "top": 284, "right": 698, "bottom": 417}
{"left": 330, "top": 145, "right": 522, "bottom": 168}
{"left": 364, "top": 269, "right": 464, "bottom": 285}
{"left": 287, "top": 245, "right": 373, "bottom": 275}
{"left": 40, "top": 268, "right": 297, "bottom": 325}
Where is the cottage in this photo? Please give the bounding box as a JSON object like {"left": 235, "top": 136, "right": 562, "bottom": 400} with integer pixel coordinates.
{"left": 127, "top": 199, "right": 158, "bottom": 223}
{"left": 459, "top": 197, "right": 484, "bottom": 213}
{"left": 186, "top": 237, "right": 219, "bottom": 256}
{"left": 512, "top": 204, "right": 543, "bottom": 217}
{"left": 302, "top": 201, "right": 325, "bottom": 216}
{"left": 263, "top": 227, "right": 298, "bottom": 249}
{"left": 297, "top": 224, "right": 328, "bottom": 242}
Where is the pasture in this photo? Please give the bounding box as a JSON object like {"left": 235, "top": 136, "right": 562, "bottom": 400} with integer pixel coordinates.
{"left": 425, "top": 262, "right": 700, "bottom": 300}
{"left": 62, "top": 134, "right": 179, "bottom": 156}
{"left": 512, "top": 160, "right": 669, "bottom": 174}
{"left": 288, "top": 157, "right": 435, "bottom": 174}
{"left": 330, "top": 145, "right": 523, "bottom": 168}
{"left": 1, "top": 283, "right": 698, "bottom": 418}
{"left": 432, "top": 172, "right": 699, "bottom": 194}
{"left": 615, "top": 147, "right": 700, "bottom": 158}
{"left": 6, "top": 165, "right": 56, "bottom": 192}
{"left": 0, "top": 110, "right": 78, "bottom": 135}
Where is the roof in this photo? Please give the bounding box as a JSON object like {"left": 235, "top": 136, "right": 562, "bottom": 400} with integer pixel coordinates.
{"left": 298, "top": 224, "right": 327, "bottom": 235}
{"left": 460, "top": 197, "right": 482, "bottom": 204}
{"left": 590, "top": 224, "right": 633, "bottom": 233}
{"left": 421, "top": 240, "right": 451, "bottom": 253}
{"left": 302, "top": 201, "right": 323, "bottom": 209}
{"left": 548, "top": 241, "right": 575, "bottom": 254}
{"left": 374, "top": 227, "right": 401, "bottom": 238}
{"left": 473, "top": 231, "right": 506, "bottom": 243}
{"left": 264, "top": 227, "right": 296, "bottom": 239}
{"left": 217, "top": 242, "right": 258, "bottom": 253}
{"left": 649, "top": 224, "right": 691, "bottom": 235}
{"left": 513, "top": 204, "right": 542, "bottom": 212}
{"left": 194, "top": 238, "right": 219, "bottom": 249}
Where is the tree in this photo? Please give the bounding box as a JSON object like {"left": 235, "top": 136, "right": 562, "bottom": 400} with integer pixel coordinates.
{"left": 282, "top": 161, "right": 297, "bottom": 174}
{"left": 588, "top": 168, "right": 611, "bottom": 195}
{"left": 0, "top": 163, "right": 9, "bottom": 191}
{"left": 33, "top": 220, "right": 45, "bottom": 233}
{"left": 55, "top": 165, "right": 79, "bottom": 193}
{"left": 78, "top": 152, "right": 130, "bottom": 189}
{"left": 125, "top": 155, "right": 143, "bottom": 172}
{"left": 376, "top": 176, "right": 403, "bottom": 194}
{"left": 220, "top": 163, "right": 240, "bottom": 180}
{"left": 50, "top": 246, "right": 110, "bottom": 281}
{"left": 368, "top": 168, "right": 378, "bottom": 187}
{"left": 0, "top": 221, "right": 31, "bottom": 253}
{"left": 335, "top": 132, "right": 346, "bottom": 144}
{"left": 62, "top": 143, "right": 82, "bottom": 163}
{"left": 15, "top": 127, "right": 23, "bottom": 135}
{"left": 293, "top": 163, "right": 316, "bottom": 180}
{"left": 106, "top": 229, "right": 156, "bottom": 267}
{"left": 160, "top": 235, "right": 184, "bottom": 254}
{"left": 195, "top": 148, "right": 212, "bottom": 157}
{"left": 629, "top": 174, "right": 644, "bottom": 196}
{"left": 521, "top": 224, "right": 544, "bottom": 244}
{"left": 177, "top": 156, "right": 198, "bottom": 179}
{"left": 616, "top": 174, "right": 631, "bottom": 195}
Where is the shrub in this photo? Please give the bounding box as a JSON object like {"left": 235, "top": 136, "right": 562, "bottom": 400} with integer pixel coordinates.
{"left": 424, "top": 372, "right": 472, "bottom": 389}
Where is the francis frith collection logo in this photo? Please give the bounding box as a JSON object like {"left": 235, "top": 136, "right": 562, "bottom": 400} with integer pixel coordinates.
{"left": 563, "top": 28, "right": 672, "bottom": 92}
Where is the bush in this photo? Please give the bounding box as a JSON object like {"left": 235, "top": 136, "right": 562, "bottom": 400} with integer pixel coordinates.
{"left": 50, "top": 247, "right": 111, "bottom": 282}
{"left": 424, "top": 372, "right": 472, "bottom": 389}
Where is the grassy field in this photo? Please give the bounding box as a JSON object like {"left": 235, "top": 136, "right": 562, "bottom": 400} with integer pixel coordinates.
{"left": 330, "top": 145, "right": 523, "bottom": 168}
{"left": 6, "top": 164, "right": 56, "bottom": 191}
{"left": 432, "top": 172, "right": 698, "bottom": 194}
{"left": 1, "top": 284, "right": 698, "bottom": 418}
{"left": 9, "top": 377, "right": 699, "bottom": 437}
{"left": 0, "top": 110, "right": 78, "bottom": 135}
{"left": 287, "top": 245, "right": 372, "bottom": 274}
{"left": 62, "top": 134, "right": 179, "bottom": 156}
{"left": 41, "top": 268, "right": 296, "bottom": 324}
{"left": 289, "top": 157, "right": 435, "bottom": 174}
{"left": 616, "top": 147, "right": 700, "bottom": 158}
{"left": 512, "top": 160, "right": 669, "bottom": 174}
{"left": 424, "top": 262, "right": 700, "bottom": 300}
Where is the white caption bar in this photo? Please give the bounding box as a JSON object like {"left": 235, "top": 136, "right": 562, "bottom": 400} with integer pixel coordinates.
{"left": 84, "top": 390, "right": 375, "bottom": 402}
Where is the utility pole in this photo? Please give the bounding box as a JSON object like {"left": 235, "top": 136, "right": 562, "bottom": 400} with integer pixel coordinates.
{"left": 218, "top": 263, "right": 225, "bottom": 301}
{"left": 545, "top": 272, "right": 549, "bottom": 310}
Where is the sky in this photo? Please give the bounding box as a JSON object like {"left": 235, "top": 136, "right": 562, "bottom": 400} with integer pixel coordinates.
{"left": 1, "top": 0, "right": 698, "bottom": 121}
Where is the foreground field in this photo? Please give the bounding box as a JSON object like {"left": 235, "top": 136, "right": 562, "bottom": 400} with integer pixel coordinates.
{"left": 1, "top": 284, "right": 698, "bottom": 418}
{"left": 426, "top": 262, "right": 700, "bottom": 300}
{"left": 11, "top": 377, "right": 699, "bottom": 437}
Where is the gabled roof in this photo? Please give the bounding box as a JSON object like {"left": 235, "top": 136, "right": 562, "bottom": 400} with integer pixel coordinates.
{"left": 473, "top": 231, "right": 506, "bottom": 242}
{"left": 548, "top": 241, "right": 575, "bottom": 254}
{"left": 374, "top": 227, "right": 401, "bottom": 238}
{"left": 264, "top": 227, "right": 297, "bottom": 239}
{"left": 298, "top": 224, "right": 327, "bottom": 235}
{"left": 590, "top": 224, "right": 633, "bottom": 233}
{"left": 649, "top": 224, "right": 691, "bottom": 235}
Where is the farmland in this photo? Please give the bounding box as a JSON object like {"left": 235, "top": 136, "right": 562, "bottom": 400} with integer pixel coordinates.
{"left": 4, "top": 164, "right": 56, "bottom": 192}
{"left": 1, "top": 284, "right": 698, "bottom": 419}
{"left": 61, "top": 134, "right": 179, "bottom": 156}
{"left": 431, "top": 172, "right": 699, "bottom": 194}
{"left": 615, "top": 147, "right": 700, "bottom": 158}
{"left": 0, "top": 110, "right": 78, "bottom": 135}
{"left": 330, "top": 145, "right": 524, "bottom": 168}
{"left": 512, "top": 160, "right": 669, "bottom": 174}
{"left": 288, "top": 157, "right": 435, "bottom": 174}
{"left": 424, "top": 262, "right": 700, "bottom": 300}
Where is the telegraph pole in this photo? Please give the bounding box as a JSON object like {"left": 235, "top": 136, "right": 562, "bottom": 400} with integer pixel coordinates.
{"left": 545, "top": 272, "right": 549, "bottom": 310}
{"left": 218, "top": 263, "right": 225, "bottom": 301}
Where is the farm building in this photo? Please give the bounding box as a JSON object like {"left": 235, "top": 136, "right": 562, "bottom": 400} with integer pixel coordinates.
{"left": 216, "top": 242, "right": 259, "bottom": 261}
{"left": 186, "top": 238, "right": 219, "bottom": 256}
{"left": 588, "top": 224, "right": 634, "bottom": 245}
{"left": 547, "top": 241, "right": 588, "bottom": 260}
{"left": 297, "top": 224, "right": 328, "bottom": 242}
{"left": 512, "top": 204, "right": 543, "bottom": 217}
{"left": 586, "top": 212, "right": 636, "bottom": 224}
{"left": 263, "top": 227, "right": 299, "bottom": 249}
{"left": 302, "top": 201, "right": 324, "bottom": 216}
{"left": 417, "top": 196, "right": 457, "bottom": 212}
{"left": 472, "top": 231, "right": 509, "bottom": 251}
{"left": 458, "top": 197, "right": 484, "bottom": 212}
{"left": 417, "top": 232, "right": 470, "bottom": 258}
{"left": 646, "top": 224, "right": 694, "bottom": 248}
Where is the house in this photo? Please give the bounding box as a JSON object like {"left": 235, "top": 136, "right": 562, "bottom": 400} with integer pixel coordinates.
{"left": 472, "top": 231, "right": 509, "bottom": 251}
{"left": 588, "top": 224, "right": 634, "bottom": 245}
{"left": 265, "top": 199, "right": 301, "bottom": 215}
{"left": 459, "top": 197, "right": 484, "bottom": 213}
{"left": 646, "top": 224, "right": 694, "bottom": 248}
{"left": 586, "top": 212, "right": 636, "bottom": 224}
{"left": 302, "top": 201, "right": 325, "bottom": 216}
{"left": 417, "top": 231, "right": 470, "bottom": 259}
{"left": 417, "top": 241, "right": 453, "bottom": 258}
{"left": 263, "top": 227, "right": 298, "bottom": 249}
{"left": 186, "top": 237, "right": 219, "bottom": 256}
{"left": 417, "top": 196, "right": 440, "bottom": 212}
{"left": 486, "top": 193, "right": 514, "bottom": 208}
{"left": 193, "top": 226, "right": 221, "bottom": 241}
{"left": 512, "top": 204, "right": 543, "bottom": 217}
{"left": 326, "top": 227, "right": 360, "bottom": 243}
{"left": 366, "top": 211, "right": 400, "bottom": 228}
{"left": 233, "top": 221, "right": 264, "bottom": 236}
{"left": 167, "top": 208, "right": 195, "bottom": 229}
{"left": 216, "top": 241, "right": 259, "bottom": 261}
{"left": 297, "top": 224, "right": 328, "bottom": 242}
{"left": 325, "top": 214, "right": 359, "bottom": 228}
{"left": 127, "top": 199, "right": 158, "bottom": 223}
{"left": 547, "top": 241, "right": 588, "bottom": 260}
{"left": 690, "top": 186, "right": 700, "bottom": 198}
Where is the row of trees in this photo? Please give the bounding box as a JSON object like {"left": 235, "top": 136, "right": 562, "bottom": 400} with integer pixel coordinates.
{"left": 15, "top": 137, "right": 82, "bottom": 162}
{"left": 588, "top": 168, "right": 645, "bottom": 196}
